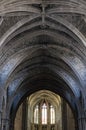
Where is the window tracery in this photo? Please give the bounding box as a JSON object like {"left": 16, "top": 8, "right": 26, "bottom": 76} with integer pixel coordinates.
{"left": 33, "top": 99, "right": 55, "bottom": 126}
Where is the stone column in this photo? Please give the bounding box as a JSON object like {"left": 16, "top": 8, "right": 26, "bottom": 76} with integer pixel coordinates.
{"left": 27, "top": 101, "right": 31, "bottom": 130}
{"left": 62, "top": 100, "right": 67, "bottom": 130}
{"left": 78, "top": 117, "right": 86, "bottom": 130}
{"left": 1, "top": 118, "right": 10, "bottom": 130}
{"left": 0, "top": 111, "right": 2, "bottom": 130}
{"left": 32, "top": 107, "right": 34, "bottom": 130}
{"left": 22, "top": 99, "right": 27, "bottom": 130}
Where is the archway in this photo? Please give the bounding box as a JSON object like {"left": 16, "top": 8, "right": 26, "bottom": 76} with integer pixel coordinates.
{"left": 0, "top": 1, "right": 86, "bottom": 130}
{"left": 14, "top": 90, "right": 76, "bottom": 130}
{"left": 9, "top": 73, "right": 79, "bottom": 130}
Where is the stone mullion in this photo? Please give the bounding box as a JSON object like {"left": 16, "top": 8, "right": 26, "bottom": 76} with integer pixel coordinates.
{"left": 55, "top": 107, "right": 57, "bottom": 130}
{"left": 47, "top": 104, "right": 50, "bottom": 130}
{"left": 39, "top": 104, "right": 42, "bottom": 130}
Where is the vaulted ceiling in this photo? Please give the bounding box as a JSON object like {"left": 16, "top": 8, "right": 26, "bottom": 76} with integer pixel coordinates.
{"left": 0, "top": 0, "right": 86, "bottom": 121}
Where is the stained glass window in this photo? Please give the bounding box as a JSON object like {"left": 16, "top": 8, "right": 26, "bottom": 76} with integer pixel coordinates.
{"left": 42, "top": 103, "right": 47, "bottom": 124}
{"left": 50, "top": 105, "right": 55, "bottom": 124}
{"left": 34, "top": 101, "right": 55, "bottom": 125}
{"left": 34, "top": 105, "right": 39, "bottom": 124}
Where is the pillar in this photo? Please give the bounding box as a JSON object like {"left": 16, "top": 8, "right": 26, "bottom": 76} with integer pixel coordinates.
{"left": 62, "top": 99, "right": 67, "bottom": 130}
{"left": 27, "top": 100, "right": 31, "bottom": 130}
{"left": 22, "top": 99, "right": 27, "bottom": 130}
{"left": 1, "top": 118, "right": 9, "bottom": 130}
{"left": 78, "top": 117, "right": 86, "bottom": 130}
{"left": 0, "top": 111, "right": 2, "bottom": 130}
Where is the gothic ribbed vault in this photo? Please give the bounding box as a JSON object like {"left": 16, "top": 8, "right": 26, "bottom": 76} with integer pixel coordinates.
{"left": 0, "top": 0, "right": 86, "bottom": 130}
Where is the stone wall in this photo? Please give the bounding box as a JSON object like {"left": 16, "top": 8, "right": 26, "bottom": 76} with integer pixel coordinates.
{"left": 67, "top": 104, "right": 75, "bottom": 130}
{"left": 14, "top": 104, "right": 22, "bottom": 130}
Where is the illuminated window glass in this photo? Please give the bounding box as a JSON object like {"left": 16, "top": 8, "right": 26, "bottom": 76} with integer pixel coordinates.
{"left": 34, "top": 105, "right": 39, "bottom": 124}
{"left": 50, "top": 105, "right": 55, "bottom": 124}
{"left": 34, "top": 101, "right": 55, "bottom": 125}
{"left": 42, "top": 103, "right": 47, "bottom": 124}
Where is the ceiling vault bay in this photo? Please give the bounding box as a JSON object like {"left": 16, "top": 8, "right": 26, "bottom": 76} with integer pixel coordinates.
{"left": 0, "top": 0, "right": 86, "bottom": 130}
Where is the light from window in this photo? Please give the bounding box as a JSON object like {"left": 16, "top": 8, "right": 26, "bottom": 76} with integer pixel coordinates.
{"left": 34, "top": 102, "right": 55, "bottom": 125}
{"left": 34, "top": 105, "right": 39, "bottom": 124}
{"left": 42, "top": 103, "right": 47, "bottom": 124}
{"left": 50, "top": 105, "right": 55, "bottom": 124}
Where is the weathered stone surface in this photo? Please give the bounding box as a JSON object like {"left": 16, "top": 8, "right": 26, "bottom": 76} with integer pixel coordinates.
{"left": 0, "top": 0, "right": 86, "bottom": 130}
